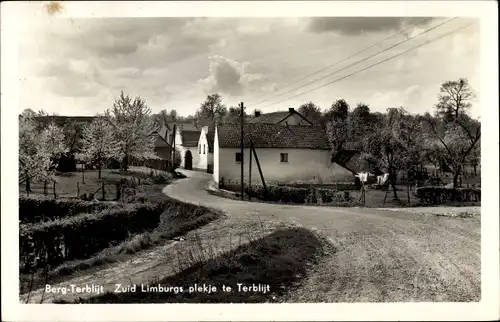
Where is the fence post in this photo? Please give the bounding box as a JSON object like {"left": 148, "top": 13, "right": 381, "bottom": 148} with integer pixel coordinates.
{"left": 44, "top": 180, "right": 48, "bottom": 196}
{"left": 53, "top": 181, "right": 56, "bottom": 199}
{"left": 102, "top": 181, "right": 105, "bottom": 200}
{"left": 77, "top": 182, "right": 80, "bottom": 197}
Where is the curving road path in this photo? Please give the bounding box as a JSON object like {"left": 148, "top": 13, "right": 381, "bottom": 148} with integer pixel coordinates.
{"left": 164, "top": 170, "right": 481, "bottom": 302}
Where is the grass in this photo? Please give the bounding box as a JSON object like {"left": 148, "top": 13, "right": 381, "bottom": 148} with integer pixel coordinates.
{"left": 18, "top": 166, "right": 178, "bottom": 200}
{"left": 55, "top": 227, "right": 333, "bottom": 303}
{"left": 19, "top": 182, "right": 222, "bottom": 295}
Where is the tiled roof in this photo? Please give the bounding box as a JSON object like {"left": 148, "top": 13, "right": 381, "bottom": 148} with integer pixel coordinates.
{"left": 217, "top": 123, "right": 331, "bottom": 150}
{"left": 154, "top": 135, "right": 170, "bottom": 148}
{"left": 248, "top": 111, "right": 290, "bottom": 124}
{"left": 35, "top": 116, "right": 95, "bottom": 127}
{"left": 180, "top": 130, "right": 200, "bottom": 147}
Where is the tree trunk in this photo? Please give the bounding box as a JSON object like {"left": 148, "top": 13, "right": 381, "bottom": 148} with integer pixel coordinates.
{"left": 122, "top": 155, "right": 129, "bottom": 171}
{"left": 390, "top": 170, "right": 399, "bottom": 200}
{"left": 98, "top": 157, "right": 102, "bottom": 179}
{"left": 26, "top": 177, "right": 31, "bottom": 197}
{"left": 453, "top": 167, "right": 461, "bottom": 189}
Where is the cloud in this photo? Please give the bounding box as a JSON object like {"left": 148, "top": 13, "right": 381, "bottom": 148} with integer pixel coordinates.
{"left": 307, "top": 17, "right": 435, "bottom": 35}
{"left": 199, "top": 55, "right": 272, "bottom": 96}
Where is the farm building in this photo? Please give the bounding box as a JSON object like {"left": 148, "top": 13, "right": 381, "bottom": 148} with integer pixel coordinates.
{"left": 174, "top": 123, "right": 201, "bottom": 170}
{"left": 249, "top": 107, "right": 314, "bottom": 125}
{"left": 194, "top": 126, "right": 215, "bottom": 173}
{"left": 212, "top": 123, "right": 354, "bottom": 186}
{"left": 151, "top": 121, "right": 174, "bottom": 161}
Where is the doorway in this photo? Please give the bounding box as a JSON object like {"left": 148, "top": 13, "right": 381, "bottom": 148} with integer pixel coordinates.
{"left": 184, "top": 150, "right": 193, "bottom": 170}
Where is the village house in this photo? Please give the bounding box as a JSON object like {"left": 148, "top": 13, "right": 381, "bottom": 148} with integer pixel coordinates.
{"left": 249, "top": 107, "right": 314, "bottom": 125}
{"left": 151, "top": 121, "right": 174, "bottom": 161}
{"left": 212, "top": 123, "right": 354, "bottom": 187}
{"left": 194, "top": 126, "right": 215, "bottom": 173}
{"left": 174, "top": 123, "right": 201, "bottom": 170}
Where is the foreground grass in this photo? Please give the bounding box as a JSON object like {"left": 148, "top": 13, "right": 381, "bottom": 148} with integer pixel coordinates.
{"left": 20, "top": 183, "right": 222, "bottom": 295}
{"left": 55, "top": 227, "right": 334, "bottom": 303}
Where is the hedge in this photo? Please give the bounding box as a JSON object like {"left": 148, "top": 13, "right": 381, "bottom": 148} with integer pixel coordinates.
{"left": 415, "top": 186, "right": 481, "bottom": 205}
{"left": 19, "top": 195, "right": 122, "bottom": 223}
{"left": 19, "top": 202, "right": 165, "bottom": 272}
{"left": 222, "top": 181, "right": 351, "bottom": 205}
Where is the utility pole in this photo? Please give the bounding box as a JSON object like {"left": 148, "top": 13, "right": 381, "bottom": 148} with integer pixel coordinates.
{"left": 240, "top": 102, "right": 245, "bottom": 200}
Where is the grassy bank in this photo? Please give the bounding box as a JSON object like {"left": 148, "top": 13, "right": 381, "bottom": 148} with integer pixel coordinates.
{"left": 55, "top": 227, "right": 333, "bottom": 303}
{"left": 20, "top": 183, "right": 222, "bottom": 295}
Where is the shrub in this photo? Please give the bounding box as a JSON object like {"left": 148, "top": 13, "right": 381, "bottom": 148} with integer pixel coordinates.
{"left": 415, "top": 186, "right": 481, "bottom": 205}
{"left": 19, "top": 202, "right": 164, "bottom": 272}
{"left": 19, "top": 195, "right": 122, "bottom": 223}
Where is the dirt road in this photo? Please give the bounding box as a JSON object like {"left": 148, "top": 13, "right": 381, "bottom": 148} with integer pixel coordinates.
{"left": 22, "top": 170, "right": 480, "bottom": 303}
{"left": 163, "top": 170, "right": 481, "bottom": 302}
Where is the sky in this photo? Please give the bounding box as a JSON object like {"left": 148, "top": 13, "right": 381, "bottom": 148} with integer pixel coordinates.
{"left": 18, "top": 16, "right": 481, "bottom": 118}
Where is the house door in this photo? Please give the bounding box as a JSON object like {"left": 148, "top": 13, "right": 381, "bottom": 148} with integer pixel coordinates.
{"left": 184, "top": 150, "right": 193, "bottom": 170}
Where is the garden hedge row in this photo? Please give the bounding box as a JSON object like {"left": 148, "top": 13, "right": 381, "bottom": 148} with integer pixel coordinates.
{"left": 19, "top": 202, "right": 165, "bottom": 272}
{"left": 415, "top": 186, "right": 481, "bottom": 205}
{"left": 222, "top": 182, "right": 351, "bottom": 204}
{"left": 19, "top": 195, "right": 122, "bottom": 223}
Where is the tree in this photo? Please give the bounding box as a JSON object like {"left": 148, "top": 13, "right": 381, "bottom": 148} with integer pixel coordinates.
{"left": 77, "top": 116, "right": 118, "bottom": 179}
{"left": 435, "top": 78, "right": 476, "bottom": 121}
{"left": 326, "top": 116, "right": 353, "bottom": 152}
{"left": 40, "top": 122, "right": 67, "bottom": 169}
{"left": 327, "top": 99, "right": 350, "bottom": 121}
{"left": 298, "top": 102, "right": 322, "bottom": 124}
{"left": 358, "top": 108, "right": 410, "bottom": 200}
{"left": 423, "top": 114, "right": 480, "bottom": 188}
{"left": 105, "top": 91, "right": 159, "bottom": 171}
{"left": 18, "top": 112, "right": 56, "bottom": 194}
{"left": 194, "top": 94, "right": 227, "bottom": 129}
{"left": 324, "top": 99, "right": 352, "bottom": 151}
{"left": 223, "top": 106, "right": 243, "bottom": 124}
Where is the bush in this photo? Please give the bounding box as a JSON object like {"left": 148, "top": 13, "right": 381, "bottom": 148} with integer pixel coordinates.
{"left": 222, "top": 180, "right": 350, "bottom": 205}
{"left": 416, "top": 186, "right": 481, "bottom": 205}
{"left": 19, "top": 202, "right": 165, "bottom": 272}
{"left": 19, "top": 195, "right": 122, "bottom": 223}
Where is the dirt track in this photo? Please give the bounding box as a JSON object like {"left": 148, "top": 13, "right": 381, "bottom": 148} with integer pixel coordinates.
{"left": 164, "top": 170, "right": 481, "bottom": 302}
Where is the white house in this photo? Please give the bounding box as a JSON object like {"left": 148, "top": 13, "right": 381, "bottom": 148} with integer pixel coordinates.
{"left": 194, "top": 126, "right": 215, "bottom": 173}
{"left": 213, "top": 123, "right": 354, "bottom": 187}
{"left": 174, "top": 124, "right": 201, "bottom": 170}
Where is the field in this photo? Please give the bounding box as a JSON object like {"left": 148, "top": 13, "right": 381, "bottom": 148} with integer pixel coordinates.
{"left": 18, "top": 166, "right": 173, "bottom": 200}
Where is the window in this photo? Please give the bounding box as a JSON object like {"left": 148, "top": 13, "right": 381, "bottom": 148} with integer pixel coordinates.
{"left": 198, "top": 144, "right": 201, "bottom": 154}
{"left": 235, "top": 152, "right": 242, "bottom": 162}
{"left": 203, "top": 144, "right": 206, "bottom": 154}
{"left": 280, "top": 153, "right": 288, "bottom": 163}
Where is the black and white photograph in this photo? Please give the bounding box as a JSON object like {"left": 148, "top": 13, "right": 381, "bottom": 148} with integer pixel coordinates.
{"left": 1, "top": 1, "right": 498, "bottom": 321}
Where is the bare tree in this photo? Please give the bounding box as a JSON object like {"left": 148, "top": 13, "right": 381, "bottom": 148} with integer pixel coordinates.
{"left": 435, "top": 78, "right": 476, "bottom": 121}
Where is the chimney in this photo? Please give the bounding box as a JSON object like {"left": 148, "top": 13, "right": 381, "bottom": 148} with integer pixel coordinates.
{"left": 254, "top": 110, "right": 261, "bottom": 117}
{"left": 288, "top": 107, "right": 295, "bottom": 113}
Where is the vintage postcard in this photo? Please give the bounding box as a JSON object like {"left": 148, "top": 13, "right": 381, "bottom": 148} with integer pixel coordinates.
{"left": 1, "top": 1, "right": 498, "bottom": 321}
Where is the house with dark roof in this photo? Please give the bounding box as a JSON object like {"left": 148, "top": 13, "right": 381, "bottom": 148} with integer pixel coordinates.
{"left": 213, "top": 123, "right": 354, "bottom": 186}
{"left": 174, "top": 123, "right": 201, "bottom": 170}
{"left": 249, "top": 107, "right": 314, "bottom": 126}
{"left": 151, "top": 122, "right": 174, "bottom": 161}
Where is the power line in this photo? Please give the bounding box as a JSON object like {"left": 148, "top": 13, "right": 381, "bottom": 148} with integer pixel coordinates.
{"left": 250, "top": 17, "right": 458, "bottom": 108}
{"left": 248, "top": 17, "right": 431, "bottom": 107}
{"left": 263, "top": 21, "right": 476, "bottom": 108}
